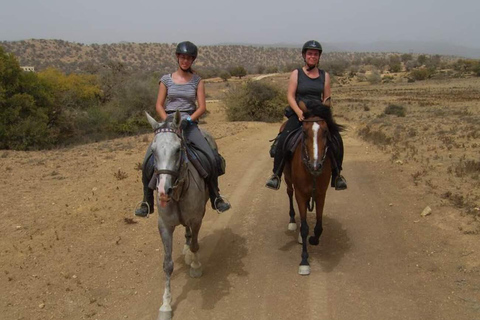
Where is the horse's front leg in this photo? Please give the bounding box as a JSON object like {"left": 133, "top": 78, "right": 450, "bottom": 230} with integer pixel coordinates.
{"left": 188, "top": 221, "right": 203, "bottom": 278}
{"left": 296, "top": 194, "right": 310, "bottom": 275}
{"left": 158, "top": 224, "right": 175, "bottom": 320}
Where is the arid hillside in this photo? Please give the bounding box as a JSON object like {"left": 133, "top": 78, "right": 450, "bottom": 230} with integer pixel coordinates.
{"left": 0, "top": 39, "right": 458, "bottom": 75}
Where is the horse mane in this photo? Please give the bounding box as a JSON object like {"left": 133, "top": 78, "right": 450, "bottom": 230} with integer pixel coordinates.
{"left": 304, "top": 100, "right": 344, "bottom": 134}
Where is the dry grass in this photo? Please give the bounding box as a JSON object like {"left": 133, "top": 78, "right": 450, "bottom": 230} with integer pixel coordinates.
{"left": 336, "top": 77, "right": 480, "bottom": 219}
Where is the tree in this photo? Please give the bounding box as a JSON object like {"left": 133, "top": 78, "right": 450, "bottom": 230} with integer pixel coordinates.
{"left": 0, "top": 46, "right": 59, "bottom": 149}
{"left": 229, "top": 66, "right": 247, "bottom": 78}
{"left": 417, "top": 55, "right": 427, "bottom": 65}
{"left": 401, "top": 53, "right": 413, "bottom": 63}
{"left": 219, "top": 70, "right": 231, "bottom": 81}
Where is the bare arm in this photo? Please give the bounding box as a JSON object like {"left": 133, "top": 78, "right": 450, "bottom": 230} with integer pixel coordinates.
{"left": 287, "top": 69, "right": 304, "bottom": 121}
{"left": 155, "top": 82, "right": 168, "bottom": 121}
{"left": 191, "top": 79, "right": 206, "bottom": 121}
{"left": 323, "top": 72, "right": 332, "bottom": 107}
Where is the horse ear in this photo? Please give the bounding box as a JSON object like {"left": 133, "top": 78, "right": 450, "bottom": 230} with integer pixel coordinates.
{"left": 145, "top": 111, "right": 160, "bottom": 129}
{"left": 298, "top": 100, "right": 307, "bottom": 112}
{"left": 173, "top": 110, "right": 182, "bottom": 129}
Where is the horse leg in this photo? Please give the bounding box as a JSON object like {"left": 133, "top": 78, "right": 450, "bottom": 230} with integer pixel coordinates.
{"left": 308, "top": 220, "right": 323, "bottom": 246}
{"left": 183, "top": 226, "right": 193, "bottom": 265}
{"left": 188, "top": 222, "right": 203, "bottom": 278}
{"left": 157, "top": 224, "right": 175, "bottom": 320}
{"left": 309, "top": 176, "right": 328, "bottom": 246}
{"left": 287, "top": 186, "right": 297, "bottom": 231}
{"left": 284, "top": 163, "right": 297, "bottom": 231}
{"left": 298, "top": 218, "right": 310, "bottom": 275}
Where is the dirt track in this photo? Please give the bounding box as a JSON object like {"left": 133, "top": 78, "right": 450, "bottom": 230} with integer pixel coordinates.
{"left": 1, "top": 103, "right": 479, "bottom": 320}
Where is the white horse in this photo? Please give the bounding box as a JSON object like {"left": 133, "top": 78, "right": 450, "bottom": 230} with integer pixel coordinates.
{"left": 145, "top": 111, "right": 209, "bottom": 320}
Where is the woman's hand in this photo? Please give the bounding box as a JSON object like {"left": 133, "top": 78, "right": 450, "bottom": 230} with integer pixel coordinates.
{"left": 296, "top": 110, "right": 305, "bottom": 121}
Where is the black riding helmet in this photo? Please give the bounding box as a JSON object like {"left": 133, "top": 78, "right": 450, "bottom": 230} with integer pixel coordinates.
{"left": 302, "top": 40, "right": 322, "bottom": 70}
{"left": 302, "top": 40, "right": 322, "bottom": 56}
{"left": 175, "top": 41, "right": 198, "bottom": 60}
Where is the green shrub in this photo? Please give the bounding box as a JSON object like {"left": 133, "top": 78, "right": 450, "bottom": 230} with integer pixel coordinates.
{"left": 410, "top": 68, "right": 433, "bottom": 80}
{"left": 384, "top": 104, "right": 406, "bottom": 117}
{"left": 224, "top": 80, "right": 287, "bottom": 122}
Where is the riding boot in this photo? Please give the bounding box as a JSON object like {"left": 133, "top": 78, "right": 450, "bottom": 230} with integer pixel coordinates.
{"left": 208, "top": 178, "right": 231, "bottom": 213}
{"left": 135, "top": 148, "right": 155, "bottom": 217}
{"left": 135, "top": 186, "right": 154, "bottom": 217}
{"left": 330, "top": 131, "right": 347, "bottom": 191}
{"left": 265, "top": 155, "right": 285, "bottom": 190}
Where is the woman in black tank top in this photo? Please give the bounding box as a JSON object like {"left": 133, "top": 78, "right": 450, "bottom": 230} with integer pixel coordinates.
{"left": 265, "top": 40, "right": 347, "bottom": 191}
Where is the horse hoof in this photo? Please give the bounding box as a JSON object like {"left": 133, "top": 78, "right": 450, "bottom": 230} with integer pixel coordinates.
{"left": 158, "top": 310, "right": 172, "bottom": 320}
{"left": 190, "top": 266, "right": 203, "bottom": 278}
{"left": 288, "top": 223, "right": 297, "bottom": 231}
{"left": 298, "top": 265, "right": 311, "bottom": 275}
{"left": 308, "top": 236, "right": 320, "bottom": 246}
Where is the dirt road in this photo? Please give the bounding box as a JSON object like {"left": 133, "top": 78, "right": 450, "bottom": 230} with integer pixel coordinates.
{"left": 1, "top": 112, "right": 479, "bottom": 319}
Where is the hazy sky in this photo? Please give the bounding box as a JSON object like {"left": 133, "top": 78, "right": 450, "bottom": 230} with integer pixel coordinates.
{"left": 1, "top": 0, "right": 479, "bottom": 48}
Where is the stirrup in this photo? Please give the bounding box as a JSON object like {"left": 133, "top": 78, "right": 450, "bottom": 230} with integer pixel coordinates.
{"left": 134, "top": 201, "right": 152, "bottom": 217}
{"left": 265, "top": 175, "right": 281, "bottom": 190}
{"left": 214, "top": 196, "right": 231, "bottom": 214}
{"left": 335, "top": 175, "right": 347, "bottom": 191}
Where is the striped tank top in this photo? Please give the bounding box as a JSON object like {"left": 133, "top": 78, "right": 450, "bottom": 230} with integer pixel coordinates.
{"left": 160, "top": 73, "right": 201, "bottom": 116}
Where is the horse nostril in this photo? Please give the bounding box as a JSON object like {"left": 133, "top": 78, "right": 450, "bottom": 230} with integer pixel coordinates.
{"left": 166, "top": 187, "right": 173, "bottom": 196}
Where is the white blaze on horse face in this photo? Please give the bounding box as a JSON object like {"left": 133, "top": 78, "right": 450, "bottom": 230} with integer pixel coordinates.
{"left": 312, "top": 122, "right": 320, "bottom": 166}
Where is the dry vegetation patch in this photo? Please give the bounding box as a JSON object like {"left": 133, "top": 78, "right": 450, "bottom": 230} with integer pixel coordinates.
{"left": 336, "top": 77, "right": 480, "bottom": 232}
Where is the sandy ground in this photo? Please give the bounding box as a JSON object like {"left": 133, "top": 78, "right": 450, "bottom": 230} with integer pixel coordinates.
{"left": 1, "top": 101, "right": 479, "bottom": 320}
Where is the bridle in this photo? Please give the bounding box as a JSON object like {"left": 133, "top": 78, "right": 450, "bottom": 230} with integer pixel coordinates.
{"left": 301, "top": 118, "right": 329, "bottom": 177}
{"left": 153, "top": 127, "right": 187, "bottom": 180}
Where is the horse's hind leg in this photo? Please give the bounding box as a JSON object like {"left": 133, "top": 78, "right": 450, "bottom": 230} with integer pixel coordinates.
{"left": 158, "top": 225, "right": 175, "bottom": 320}
{"left": 287, "top": 186, "right": 297, "bottom": 231}
{"left": 183, "top": 226, "right": 193, "bottom": 265}
{"left": 188, "top": 222, "right": 203, "bottom": 278}
{"left": 308, "top": 221, "right": 323, "bottom": 246}
{"left": 309, "top": 187, "right": 327, "bottom": 246}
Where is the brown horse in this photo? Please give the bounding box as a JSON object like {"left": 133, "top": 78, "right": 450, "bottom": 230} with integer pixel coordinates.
{"left": 283, "top": 101, "right": 340, "bottom": 275}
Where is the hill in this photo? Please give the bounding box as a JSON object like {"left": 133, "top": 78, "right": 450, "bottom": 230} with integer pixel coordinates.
{"left": 0, "top": 39, "right": 462, "bottom": 75}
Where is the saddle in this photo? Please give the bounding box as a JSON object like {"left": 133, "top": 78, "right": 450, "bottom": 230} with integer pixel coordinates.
{"left": 270, "top": 122, "right": 303, "bottom": 158}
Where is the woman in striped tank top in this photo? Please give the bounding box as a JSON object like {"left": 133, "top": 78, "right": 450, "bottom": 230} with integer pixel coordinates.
{"left": 135, "top": 41, "right": 231, "bottom": 216}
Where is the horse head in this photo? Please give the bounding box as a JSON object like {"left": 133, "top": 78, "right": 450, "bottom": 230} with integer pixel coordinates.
{"left": 145, "top": 110, "right": 185, "bottom": 207}
{"left": 299, "top": 101, "right": 330, "bottom": 176}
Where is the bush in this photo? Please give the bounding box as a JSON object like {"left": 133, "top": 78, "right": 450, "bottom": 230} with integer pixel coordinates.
{"left": 224, "top": 80, "right": 287, "bottom": 122}
{"left": 366, "top": 71, "right": 382, "bottom": 84}
{"left": 410, "top": 68, "right": 433, "bottom": 80}
{"left": 384, "top": 104, "right": 406, "bottom": 117}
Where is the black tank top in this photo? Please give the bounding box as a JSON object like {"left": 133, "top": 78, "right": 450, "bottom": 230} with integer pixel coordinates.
{"left": 295, "top": 67, "right": 325, "bottom": 105}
